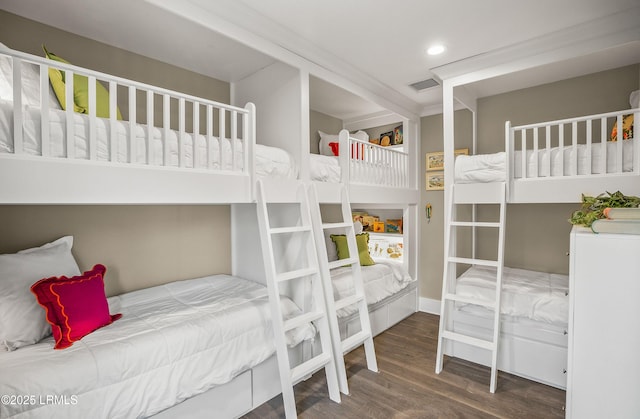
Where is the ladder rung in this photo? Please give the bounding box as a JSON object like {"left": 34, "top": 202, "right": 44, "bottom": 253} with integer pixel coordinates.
{"left": 322, "top": 222, "right": 352, "bottom": 230}
{"left": 328, "top": 258, "right": 359, "bottom": 270}
{"left": 283, "top": 311, "right": 325, "bottom": 332}
{"left": 276, "top": 267, "right": 318, "bottom": 283}
{"left": 448, "top": 257, "right": 498, "bottom": 267}
{"left": 335, "top": 293, "right": 365, "bottom": 311}
{"left": 269, "top": 225, "right": 312, "bottom": 235}
{"left": 291, "top": 353, "right": 332, "bottom": 384}
{"left": 441, "top": 331, "right": 495, "bottom": 351}
{"left": 342, "top": 331, "right": 370, "bottom": 354}
{"left": 451, "top": 221, "right": 501, "bottom": 228}
{"left": 444, "top": 293, "right": 496, "bottom": 309}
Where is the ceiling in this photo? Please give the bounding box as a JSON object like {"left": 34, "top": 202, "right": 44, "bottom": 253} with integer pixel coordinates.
{"left": 1, "top": 0, "right": 639, "bottom": 121}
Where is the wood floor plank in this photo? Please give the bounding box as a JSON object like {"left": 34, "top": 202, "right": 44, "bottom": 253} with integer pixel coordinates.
{"left": 242, "top": 312, "right": 566, "bottom": 418}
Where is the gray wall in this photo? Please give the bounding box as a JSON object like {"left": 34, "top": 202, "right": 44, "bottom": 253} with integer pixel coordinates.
{"left": 0, "top": 11, "right": 233, "bottom": 296}
{"left": 419, "top": 64, "right": 640, "bottom": 301}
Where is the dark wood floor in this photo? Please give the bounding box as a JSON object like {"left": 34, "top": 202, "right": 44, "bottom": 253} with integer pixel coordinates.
{"left": 243, "top": 312, "right": 566, "bottom": 418}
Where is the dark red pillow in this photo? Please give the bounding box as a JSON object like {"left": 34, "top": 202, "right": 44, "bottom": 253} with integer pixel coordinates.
{"left": 30, "top": 264, "right": 121, "bottom": 349}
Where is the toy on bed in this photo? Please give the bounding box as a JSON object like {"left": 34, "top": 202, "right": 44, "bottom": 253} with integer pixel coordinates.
{"left": 0, "top": 237, "right": 315, "bottom": 418}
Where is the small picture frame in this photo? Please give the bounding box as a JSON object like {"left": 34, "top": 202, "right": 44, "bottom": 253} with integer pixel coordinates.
{"left": 425, "top": 152, "right": 444, "bottom": 171}
{"left": 426, "top": 171, "right": 444, "bottom": 191}
{"left": 393, "top": 125, "right": 403, "bottom": 145}
{"left": 426, "top": 148, "right": 469, "bottom": 171}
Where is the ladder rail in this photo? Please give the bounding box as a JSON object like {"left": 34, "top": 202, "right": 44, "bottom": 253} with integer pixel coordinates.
{"left": 255, "top": 179, "right": 341, "bottom": 418}
{"left": 436, "top": 181, "right": 507, "bottom": 393}
{"left": 307, "top": 182, "right": 378, "bottom": 396}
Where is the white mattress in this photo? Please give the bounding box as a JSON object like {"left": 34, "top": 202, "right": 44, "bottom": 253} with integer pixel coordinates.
{"left": 455, "top": 265, "right": 569, "bottom": 326}
{"left": 0, "top": 100, "right": 298, "bottom": 179}
{"left": 331, "top": 258, "right": 415, "bottom": 318}
{"left": 0, "top": 274, "right": 314, "bottom": 419}
{"left": 309, "top": 153, "right": 341, "bottom": 182}
{"left": 455, "top": 139, "right": 635, "bottom": 183}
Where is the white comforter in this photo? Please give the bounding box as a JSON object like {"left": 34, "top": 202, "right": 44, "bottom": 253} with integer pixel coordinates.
{"left": 0, "top": 100, "right": 298, "bottom": 179}
{"left": 455, "top": 139, "right": 635, "bottom": 183}
{"left": 0, "top": 275, "right": 314, "bottom": 419}
{"left": 331, "top": 258, "right": 414, "bottom": 318}
{"left": 455, "top": 265, "right": 569, "bottom": 325}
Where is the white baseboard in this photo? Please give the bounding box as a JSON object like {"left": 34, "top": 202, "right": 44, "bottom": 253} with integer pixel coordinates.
{"left": 419, "top": 297, "right": 440, "bottom": 315}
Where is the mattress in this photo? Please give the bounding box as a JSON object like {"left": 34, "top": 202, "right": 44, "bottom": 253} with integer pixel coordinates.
{"left": 0, "top": 100, "right": 298, "bottom": 179}
{"left": 455, "top": 139, "right": 635, "bottom": 183}
{"left": 455, "top": 265, "right": 569, "bottom": 326}
{"left": 0, "top": 274, "right": 314, "bottom": 419}
{"left": 331, "top": 258, "right": 415, "bottom": 318}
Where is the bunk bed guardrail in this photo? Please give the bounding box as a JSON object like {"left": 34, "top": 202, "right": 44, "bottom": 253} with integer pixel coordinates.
{"left": 338, "top": 129, "right": 409, "bottom": 189}
{"left": 0, "top": 45, "right": 256, "bottom": 203}
{"left": 503, "top": 108, "right": 639, "bottom": 202}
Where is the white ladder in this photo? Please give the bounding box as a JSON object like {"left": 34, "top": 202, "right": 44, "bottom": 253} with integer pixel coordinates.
{"left": 255, "top": 179, "right": 341, "bottom": 419}
{"left": 307, "top": 183, "right": 378, "bottom": 395}
{"left": 435, "top": 182, "right": 507, "bottom": 393}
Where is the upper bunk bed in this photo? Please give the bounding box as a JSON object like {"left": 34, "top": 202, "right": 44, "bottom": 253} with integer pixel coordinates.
{"left": 0, "top": 44, "right": 267, "bottom": 204}
{"left": 453, "top": 97, "right": 640, "bottom": 204}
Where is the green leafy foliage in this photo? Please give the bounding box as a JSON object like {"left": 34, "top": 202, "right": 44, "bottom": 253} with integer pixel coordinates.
{"left": 570, "top": 191, "right": 640, "bottom": 227}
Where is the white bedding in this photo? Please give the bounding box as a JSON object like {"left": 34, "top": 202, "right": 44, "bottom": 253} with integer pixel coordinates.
{"left": 0, "top": 100, "right": 298, "bottom": 179}
{"left": 331, "top": 258, "right": 414, "bottom": 318}
{"left": 455, "top": 139, "right": 635, "bottom": 183}
{"left": 455, "top": 265, "right": 569, "bottom": 326}
{"left": 0, "top": 274, "right": 314, "bottom": 419}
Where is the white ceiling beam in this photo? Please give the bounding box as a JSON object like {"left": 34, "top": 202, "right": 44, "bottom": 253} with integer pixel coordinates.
{"left": 431, "top": 5, "right": 640, "bottom": 87}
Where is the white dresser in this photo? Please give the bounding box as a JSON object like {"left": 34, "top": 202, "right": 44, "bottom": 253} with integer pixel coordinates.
{"left": 566, "top": 226, "right": 640, "bottom": 418}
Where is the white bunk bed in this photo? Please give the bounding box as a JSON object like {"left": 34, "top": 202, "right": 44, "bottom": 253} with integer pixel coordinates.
{"left": 311, "top": 129, "right": 415, "bottom": 205}
{"left": 0, "top": 43, "right": 418, "bottom": 416}
{"left": 0, "top": 45, "right": 299, "bottom": 205}
{"left": 441, "top": 91, "right": 640, "bottom": 390}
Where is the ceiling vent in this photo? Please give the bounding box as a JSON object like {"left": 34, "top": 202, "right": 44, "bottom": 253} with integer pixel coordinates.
{"left": 409, "top": 78, "right": 439, "bottom": 91}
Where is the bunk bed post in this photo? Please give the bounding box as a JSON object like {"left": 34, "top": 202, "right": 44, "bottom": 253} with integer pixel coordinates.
{"left": 244, "top": 102, "right": 256, "bottom": 200}
{"left": 339, "top": 129, "right": 350, "bottom": 184}
{"left": 11, "top": 57, "right": 23, "bottom": 154}
{"left": 504, "top": 121, "right": 512, "bottom": 200}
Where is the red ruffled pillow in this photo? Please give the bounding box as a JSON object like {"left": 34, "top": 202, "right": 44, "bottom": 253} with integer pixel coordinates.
{"left": 30, "top": 264, "right": 121, "bottom": 349}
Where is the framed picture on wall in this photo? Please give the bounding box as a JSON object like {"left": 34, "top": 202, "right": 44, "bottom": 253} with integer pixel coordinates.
{"left": 426, "top": 148, "right": 469, "bottom": 172}
{"left": 426, "top": 152, "right": 444, "bottom": 171}
{"left": 426, "top": 171, "right": 444, "bottom": 190}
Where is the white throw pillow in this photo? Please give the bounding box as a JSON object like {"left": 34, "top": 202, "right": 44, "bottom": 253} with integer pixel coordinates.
{"left": 318, "top": 131, "right": 339, "bottom": 156}
{"left": 0, "top": 236, "right": 81, "bottom": 351}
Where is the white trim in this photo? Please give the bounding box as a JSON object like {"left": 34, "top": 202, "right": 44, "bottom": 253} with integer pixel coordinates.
{"left": 431, "top": 6, "right": 640, "bottom": 87}
{"left": 419, "top": 297, "right": 441, "bottom": 315}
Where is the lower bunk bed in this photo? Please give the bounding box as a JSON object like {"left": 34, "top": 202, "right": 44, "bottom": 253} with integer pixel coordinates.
{"left": 331, "top": 258, "right": 417, "bottom": 339}
{"left": 444, "top": 265, "right": 569, "bottom": 389}
{"left": 0, "top": 237, "right": 315, "bottom": 419}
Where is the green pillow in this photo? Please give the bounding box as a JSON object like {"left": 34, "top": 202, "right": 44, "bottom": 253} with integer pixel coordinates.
{"left": 330, "top": 233, "right": 375, "bottom": 266}
{"left": 43, "top": 45, "right": 122, "bottom": 120}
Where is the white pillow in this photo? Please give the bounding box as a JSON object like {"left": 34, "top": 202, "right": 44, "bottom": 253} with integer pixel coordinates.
{"left": 318, "top": 131, "right": 338, "bottom": 156}
{"left": 318, "top": 130, "right": 370, "bottom": 156}
{"left": 0, "top": 236, "right": 81, "bottom": 351}
{"left": 0, "top": 42, "right": 60, "bottom": 109}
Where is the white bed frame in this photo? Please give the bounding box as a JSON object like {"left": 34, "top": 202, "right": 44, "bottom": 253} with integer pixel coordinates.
{"left": 440, "top": 79, "right": 639, "bottom": 388}
{"left": 0, "top": 45, "right": 419, "bottom": 417}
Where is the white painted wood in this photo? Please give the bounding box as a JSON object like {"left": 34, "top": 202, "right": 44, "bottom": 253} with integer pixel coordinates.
{"left": 12, "top": 57, "right": 23, "bottom": 154}
{"left": 65, "top": 69, "right": 75, "bottom": 159}
{"left": 254, "top": 179, "right": 341, "bottom": 419}
{"left": 308, "top": 182, "right": 378, "bottom": 396}
{"left": 88, "top": 76, "right": 97, "bottom": 161}
{"left": 147, "top": 90, "right": 154, "bottom": 164}
{"left": 109, "top": 81, "right": 118, "bottom": 162}
{"left": 39, "top": 64, "right": 50, "bottom": 157}
{"left": 437, "top": 182, "right": 506, "bottom": 393}
{"left": 128, "top": 86, "right": 136, "bottom": 163}
{"left": 566, "top": 227, "right": 640, "bottom": 419}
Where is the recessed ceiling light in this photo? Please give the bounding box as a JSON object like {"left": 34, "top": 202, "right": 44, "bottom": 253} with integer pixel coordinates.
{"left": 427, "top": 44, "right": 446, "bottom": 56}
